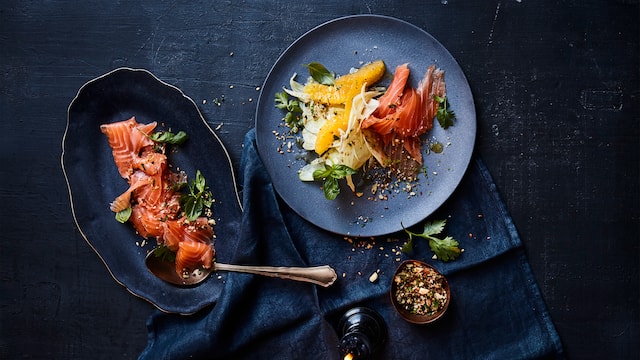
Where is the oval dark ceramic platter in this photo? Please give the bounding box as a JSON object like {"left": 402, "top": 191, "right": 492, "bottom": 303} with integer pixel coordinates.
{"left": 63, "top": 68, "right": 242, "bottom": 314}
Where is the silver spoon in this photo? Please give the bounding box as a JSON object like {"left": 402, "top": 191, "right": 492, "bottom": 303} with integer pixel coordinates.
{"left": 145, "top": 248, "right": 338, "bottom": 287}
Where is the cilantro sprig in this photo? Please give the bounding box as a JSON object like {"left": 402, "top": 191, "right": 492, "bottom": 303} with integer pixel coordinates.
{"left": 402, "top": 219, "right": 462, "bottom": 261}
{"left": 275, "top": 91, "right": 303, "bottom": 132}
{"left": 434, "top": 95, "right": 455, "bottom": 129}
{"left": 180, "top": 170, "right": 214, "bottom": 221}
{"left": 312, "top": 164, "right": 357, "bottom": 200}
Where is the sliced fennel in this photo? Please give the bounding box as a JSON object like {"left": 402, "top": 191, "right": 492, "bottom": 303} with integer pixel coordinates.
{"left": 298, "top": 89, "right": 380, "bottom": 181}
{"left": 283, "top": 69, "right": 386, "bottom": 199}
{"left": 326, "top": 89, "right": 381, "bottom": 170}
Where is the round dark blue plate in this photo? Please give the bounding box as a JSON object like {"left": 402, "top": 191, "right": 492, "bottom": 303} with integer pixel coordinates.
{"left": 255, "top": 15, "right": 476, "bottom": 237}
{"left": 63, "top": 68, "right": 242, "bottom": 314}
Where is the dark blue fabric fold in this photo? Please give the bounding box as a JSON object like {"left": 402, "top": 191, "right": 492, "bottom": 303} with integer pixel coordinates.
{"left": 139, "top": 128, "right": 564, "bottom": 360}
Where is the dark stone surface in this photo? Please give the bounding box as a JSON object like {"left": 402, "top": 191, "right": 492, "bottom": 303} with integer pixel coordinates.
{"left": 1, "top": 1, "right": 637, "bottom": 359}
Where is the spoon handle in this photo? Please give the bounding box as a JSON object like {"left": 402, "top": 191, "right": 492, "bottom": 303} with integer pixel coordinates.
{"left": 214, "top": 263, "right": 337, "bottom": 287}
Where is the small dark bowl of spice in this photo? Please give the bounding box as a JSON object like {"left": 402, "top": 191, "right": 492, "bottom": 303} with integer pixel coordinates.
{"left": 390, "top": 260, "right": 450, "bottom": 324}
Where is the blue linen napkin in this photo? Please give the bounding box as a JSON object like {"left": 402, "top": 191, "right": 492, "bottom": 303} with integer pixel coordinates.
{"left": 139, "top": 129, "right": 565, "bottom": 359}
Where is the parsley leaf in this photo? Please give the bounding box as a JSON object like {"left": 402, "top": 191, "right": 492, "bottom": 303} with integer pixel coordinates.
{"left": 180, "top": 170, "right": 214, "bottom": 221}
{"left": 275, "top": 91, "right": 303, "bottom": 132}
{"left": 312, "top": 164, "right": 357, "bottom": 200}
{"left": 434, "top": 95, "right": 455, "bottom": 129}
{"left": 304, "top": 62, "right": 335, "bottom": 86}
{"left": 402, "top": 219, "right": 462, "bottom": 261}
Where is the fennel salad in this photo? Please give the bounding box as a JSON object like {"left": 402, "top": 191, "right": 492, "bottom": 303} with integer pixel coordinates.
{"left": 274, "top": 60, "right": 455, "bottom": 200}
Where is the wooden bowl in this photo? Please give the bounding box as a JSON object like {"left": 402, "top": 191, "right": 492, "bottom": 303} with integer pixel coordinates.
{"left": 390, "top": 260, "right": 451, "bottom": 324}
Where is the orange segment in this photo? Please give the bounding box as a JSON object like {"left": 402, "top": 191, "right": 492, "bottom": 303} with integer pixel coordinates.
{"left": 303, "top": 60, "right": 386, "bottom": 104}
{"left": 305, "top": 60, "right": 386, "bottom": 154}
{"left": 313, "top": 104, "right": 350, "bottom": 155}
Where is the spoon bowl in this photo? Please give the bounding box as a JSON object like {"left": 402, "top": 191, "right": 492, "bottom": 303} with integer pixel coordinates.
{"left": 145, "top": 248, "right": 338, "bottom": 287}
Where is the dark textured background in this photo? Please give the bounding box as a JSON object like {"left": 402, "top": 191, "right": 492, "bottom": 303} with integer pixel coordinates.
{"left": 1, "top": 1, "right": 638, "bottom": 359}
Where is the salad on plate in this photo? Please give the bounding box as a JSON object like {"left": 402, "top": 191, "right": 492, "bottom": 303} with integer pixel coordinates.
{"left": 275, "top": 59, "right": 455, "bottom": 200}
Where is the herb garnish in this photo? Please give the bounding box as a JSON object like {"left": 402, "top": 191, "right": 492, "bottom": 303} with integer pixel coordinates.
{"left": 275, "top": 91, "right": 303, "bottom": 132}
{"left": 312, "top": 163, "right": 357, "bottom": 200}
{"left": 402, "top": 219, "right": 462, "bottom": 261}
{"left": 434, "top": 95, "right": 455, "bottom": 129}
{"left": 153, "top": 244, "right": 176, "bottom": 263}
{"left": 180, "top": 170, "right": 214, "bottom": 221}
{"left": 304, "top": 62, "right": 335, "bottom": 86}
{"left": 149, "top": 130, "right": 189, "bottom": 145}
{"left": 115, "top": 207, "right": 132, "bottom": 223}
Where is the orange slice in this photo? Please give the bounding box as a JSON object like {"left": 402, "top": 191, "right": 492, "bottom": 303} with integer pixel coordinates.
{"left": 304, "top": 60, "right": 386, "bottom": 154}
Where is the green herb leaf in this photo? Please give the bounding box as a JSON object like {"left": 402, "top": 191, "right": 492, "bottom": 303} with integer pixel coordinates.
{"left": 115, "top": 207, "right": 132, "bottom": 223}
{"left": 194, "top": 170, "right": 206, "bottom": 193}
{"left": 154, "top": 244, "right": 176, "bottom": 263}
{"left": 180, "top": 170, "right": 213, "bottom": 221}
{"left": 401, "top": 238, "right": 414, "bottom": 253}
{"left": 312, "top": 164, "right": 357, "bottom": 200}
{"left": 322, "top": 177, "right": 341, "bottom": 200}
{"left": 434, "top": 95, "right": 455, "bottom": 129}
{"left": 275, "top": 91, "right": 290, "bottom": 109}
{"left": 331, "top": 164, "right": 358, "bottom": 178}
{"left": 312, "top": 165, "right": 332, "bottom": 179}
{"left": 150, "top": 130, "right": 189, "bottom": 145}
{"left": 181, "top": 195, "right": 200, "bottom": 221}
{"left": 402, "top": 219, "right": 462, "bottom": 262}
{"left": 304, "top": 62, "right": 335, "bottom": 86}
{"left": 429, "top": 235, "right": 461, "bottom": 262}
{"left": 419, "top": 219, "right": 447, "bottom": 237}
{"left": 170, "top": 180, "right": 187, "bottom": 192}
{"left": 275, "top": 91, "right": 301, "bottom": 112}
{"left": 275, "top": 91, "right": 303, "bottom": 133}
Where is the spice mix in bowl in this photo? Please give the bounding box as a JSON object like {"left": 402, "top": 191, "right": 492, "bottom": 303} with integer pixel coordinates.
{"left": 390, "top": 260, "right": 450, "bottom": 324}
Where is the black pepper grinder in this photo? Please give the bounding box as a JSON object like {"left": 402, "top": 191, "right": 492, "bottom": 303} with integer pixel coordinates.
{"left": 337, "top": 307, "right": 387, "bottom": 360}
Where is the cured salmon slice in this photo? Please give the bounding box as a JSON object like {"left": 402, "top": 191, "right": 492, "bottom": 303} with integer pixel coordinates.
{"left": 416, "top": 65, "right": 446, "bottom": 135}
{"left": 161, "top": 217, "right": 213, "bottom": 252}
{"left": 133, "top": 148, "right": 167, "bottom": 176}
{"left": 101, "top": 117, "right": 216, "bottom": 278}
{"left": 130, "top": 205, "right": 166, "bottom": 239}
{"left": 175, "top": 240, "right": 215, "bottom": 277}
{"left": 100, "top": 117, "right": 157, "bottom": 179}
{"left": 361, "top": 64, "right": 447, "bottom": 173}
{"left": 373, "top": 63, "right": 410, "bottom": 118}
{"left": 109, "top": 174, "right": 153, "bottom": 212}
